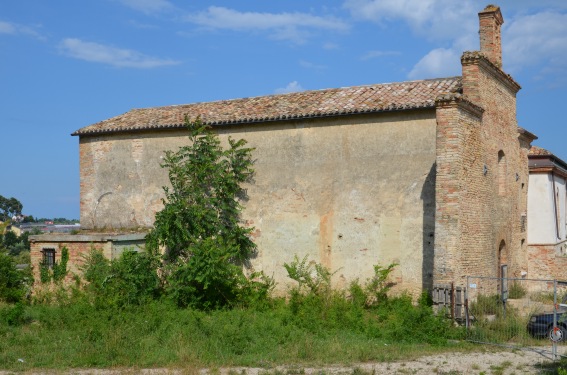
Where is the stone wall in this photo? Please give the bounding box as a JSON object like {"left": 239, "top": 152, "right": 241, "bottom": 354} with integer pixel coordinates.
{"left": 78, "top": 110, "right": 438, "bottom": 295}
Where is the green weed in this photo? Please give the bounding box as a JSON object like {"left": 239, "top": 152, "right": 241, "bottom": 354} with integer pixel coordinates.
{"left": 508, "top": 282, "right": 527, "bottom": 299}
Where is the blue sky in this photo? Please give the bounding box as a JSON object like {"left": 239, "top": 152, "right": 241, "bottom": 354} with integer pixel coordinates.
{"left": 1, "top": 0, "right": 567, "bottom": 220}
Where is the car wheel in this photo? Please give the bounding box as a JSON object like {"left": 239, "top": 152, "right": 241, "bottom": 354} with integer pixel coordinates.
{"left": 547, "top": 326, "right": 566, "bottom": 342}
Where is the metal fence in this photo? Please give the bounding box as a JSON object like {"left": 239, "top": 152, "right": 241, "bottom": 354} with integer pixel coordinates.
{"left": 465, "top": 275, "right": 567, "bottom": 359}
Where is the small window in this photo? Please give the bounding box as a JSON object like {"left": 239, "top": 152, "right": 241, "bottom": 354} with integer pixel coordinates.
{"left": 498, "top": 150, "right": 506, "bottom": 195}
{"left": 42, "top": 248, "right": 56, "bottom": 268}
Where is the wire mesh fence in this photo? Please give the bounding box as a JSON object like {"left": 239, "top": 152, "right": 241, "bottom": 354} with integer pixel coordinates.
{"left": 465, "top": 276, "right": 567, "bottom": 358}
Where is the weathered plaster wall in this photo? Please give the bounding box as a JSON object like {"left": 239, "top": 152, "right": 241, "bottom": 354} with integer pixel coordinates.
{"left": 79, "top": 111, "right": 437, "bottom": 294}
{"left": 528, "top": 173, "right": 562, "bottom": 244}
{"left": 527, "top": 171, "right": 567, "bottom": 280}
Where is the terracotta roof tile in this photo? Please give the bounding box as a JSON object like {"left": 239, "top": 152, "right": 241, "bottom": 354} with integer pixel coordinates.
{"left": 529, "top": 146, "right": 553, "bottom": 156}
{"left": 73, "top": 76, "right": 462, "bottom": 136}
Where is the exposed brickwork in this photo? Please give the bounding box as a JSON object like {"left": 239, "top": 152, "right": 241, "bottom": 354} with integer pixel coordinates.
{"left": 433, "top": 6, "right": 532, "bottom": 291}
{"left": 528, "top": 244, "right": 567, "bottom": 281}
{"left": 30, "top": 240, "right": 110, "bottom": 283}
{"left": 479, "top": 5, "right": 504, "bottom": 68}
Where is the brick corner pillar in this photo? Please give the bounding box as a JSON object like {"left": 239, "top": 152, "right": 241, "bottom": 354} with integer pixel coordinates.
{"left": 433, "top": 93, "right": 484, "bottom": 287}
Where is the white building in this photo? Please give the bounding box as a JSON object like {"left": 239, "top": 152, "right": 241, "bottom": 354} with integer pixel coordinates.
{"left": 528, "top": 146, "right": 567, "bottom": 280}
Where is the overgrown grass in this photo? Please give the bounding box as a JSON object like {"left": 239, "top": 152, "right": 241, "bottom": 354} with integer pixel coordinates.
{"left": 0, "top": 254, "right": 469, "bottom": 371}
{"left": 0, "top": 295, "right": 467, "bottom": 371}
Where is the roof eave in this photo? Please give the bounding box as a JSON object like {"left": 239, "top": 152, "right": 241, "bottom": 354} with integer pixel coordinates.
{"left": 71, "top": 105, "right": 437, "bottom": 137}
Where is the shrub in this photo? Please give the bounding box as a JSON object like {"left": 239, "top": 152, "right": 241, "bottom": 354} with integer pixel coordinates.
{"left": 284, "top": 255, "right": 335, "bottom": 296}
{"left": 285, "top": 259, "right": 400, "bottom": 336}
{"left": 0, "top": 252, "right": 29, "bottom": 303}
{"left": 508, "top": 281, "right": 527, "bottom": 299}
{"left": 0, "top": 302, "right": 31, "bottom": 326}
{"left": 363, "top": 263, "right": 398, "bottom": 306}
{"left": 82, "top": 248, "right": 161, "bottom": 308}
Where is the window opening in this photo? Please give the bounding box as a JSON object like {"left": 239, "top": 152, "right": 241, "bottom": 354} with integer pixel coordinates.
{"left": 42, "top": 248, "right": 56, "bottom": 269}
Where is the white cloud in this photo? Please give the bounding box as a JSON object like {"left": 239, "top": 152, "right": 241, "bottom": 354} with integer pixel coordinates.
{"left": 323, "top": 42, "right": 339, "bottom": 50}
{"left": 0, "top": 21, "right": 16, "bottom": 34}
{"left": 361, "top": 50, "right": 400, "bottom": 60}
{"left": 408, "top": 48, "right": 460, "bottom": 79}
{"left": 499, "top": 0, "right": 567, "bottom": 11}
{"left": 343, "top": 0, "right": 476, "bottom": 41}
{"left": 117, "top": 0, "right": 174, "bottom": 14}
{"left": 186, "top": 6, "right": 348, "bottom": 43}
{"left": 275, "top": 81, "right": 305, "bottom": 94}
{"left": 300, "top": 60, "right": 327, "bottom": 71}
{"left": 343, "top": 0, "right": 477, "bottom": 80}
{"left": 503, "top": 11, "right": 567, "bottom": 75}
{"left": 0, "top": 20, "right": 45, "bottom": 39}
{"left": 59, "top": 38, "right": 180, "bottom": 68}
{"left": 361, "top": 1, "right": 567, "bottom": 82}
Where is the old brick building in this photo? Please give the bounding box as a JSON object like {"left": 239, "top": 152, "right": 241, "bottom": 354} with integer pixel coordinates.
{"left": 527, "top": 146, "right": 567, "bottom": 281}
{"left": 31, "top": 5, "right": 536, "bottom": 296}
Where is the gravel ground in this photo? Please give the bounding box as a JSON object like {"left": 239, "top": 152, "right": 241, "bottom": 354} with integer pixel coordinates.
{"left": 0, "top": 349, "right": 563, "bottom": 375}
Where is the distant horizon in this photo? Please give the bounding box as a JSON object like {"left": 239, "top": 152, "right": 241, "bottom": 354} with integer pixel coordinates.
{"left": 3, "top": 0, "right": 567, "bottom": 219}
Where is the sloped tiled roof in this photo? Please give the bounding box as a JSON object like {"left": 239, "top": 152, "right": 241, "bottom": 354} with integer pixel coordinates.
{"left": 73, "top": 76, "right": 462, "bottom": 136}
{"left": 529, "top": 146, "right": 552, "bottom": 156}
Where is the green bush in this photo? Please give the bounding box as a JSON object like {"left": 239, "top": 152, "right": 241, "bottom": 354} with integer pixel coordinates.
{"left": 281, "top": 257, "right": 456, "bottom": 343}
{"left": 0, "top": 252, "right": 29, "bottom": 303}
{"left": 0, "top": 302, "right": 31, "bottom": 326}
{"left": 82, "top": 248, "right": 161, "bottom": 308}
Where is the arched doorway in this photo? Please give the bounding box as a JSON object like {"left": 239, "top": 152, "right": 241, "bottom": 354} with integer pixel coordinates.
{"left": 498, "top": 240, "right": 508, "bottom": 297}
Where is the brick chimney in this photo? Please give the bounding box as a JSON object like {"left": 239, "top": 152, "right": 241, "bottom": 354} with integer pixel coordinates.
{"left": 478, "top": 5, "right": 504, "bottom": 68}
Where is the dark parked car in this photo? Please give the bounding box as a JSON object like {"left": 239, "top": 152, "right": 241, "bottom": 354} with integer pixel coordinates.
{"left": 527, "top": 302, "right": 567, "bottom": 341}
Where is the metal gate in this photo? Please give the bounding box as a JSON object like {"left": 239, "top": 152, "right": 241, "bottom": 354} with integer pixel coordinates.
{"left": 465, "top": 275, "right": 567, "bottom": 359}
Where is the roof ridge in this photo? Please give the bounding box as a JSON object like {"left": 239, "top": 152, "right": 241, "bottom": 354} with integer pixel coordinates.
{"left": 132, "top": 76, "right": 462, "bottom": 111}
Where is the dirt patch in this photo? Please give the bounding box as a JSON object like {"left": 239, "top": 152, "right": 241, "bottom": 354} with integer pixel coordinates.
{"left": 0, "top": 350, "right": 561, "bottom": 375}
{"left": 213, "top": 350, "right": 558, "bottom": 374}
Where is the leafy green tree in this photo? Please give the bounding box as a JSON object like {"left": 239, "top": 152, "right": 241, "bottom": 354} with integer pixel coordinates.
{"left": 2, "top": 231, "right": 18, "bottom": 249}
{"left": 1, "top": 231, "right": 31, "bottom": 257}
{"left": 0, "top": 195, "right": 22, "bottom": 222}
{"left": 22, "top": 215, "right": 35, "bottom": 223}
{"left": 146, "top": 117, "right": 256, "bottom": 309}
